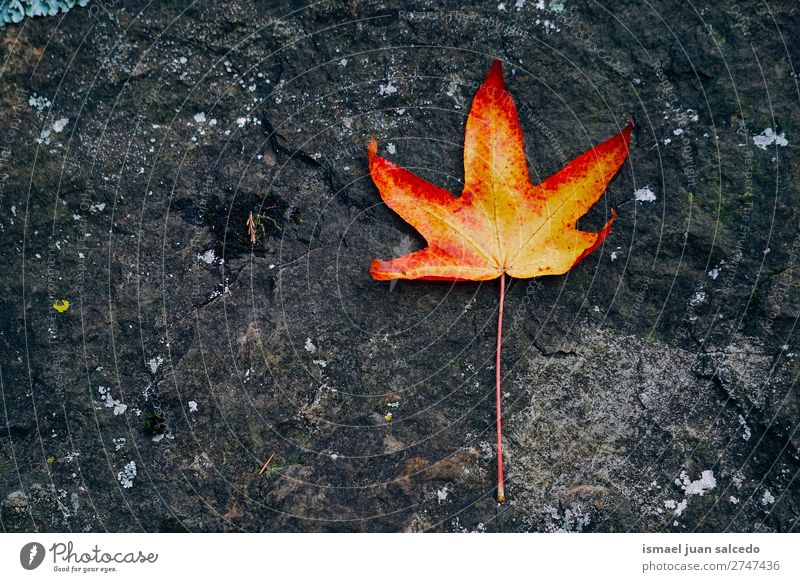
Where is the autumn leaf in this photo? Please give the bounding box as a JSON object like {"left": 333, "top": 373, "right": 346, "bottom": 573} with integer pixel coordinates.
{"left": 368, "top": 60, "right": 632, "bottom": 503}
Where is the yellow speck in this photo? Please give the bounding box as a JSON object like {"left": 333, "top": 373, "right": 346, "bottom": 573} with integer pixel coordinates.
{"left": 384, "top": 412, "right": 393, "bottom": 422}
{"left": 46, "top": 456, "right": 55, "bottom": 463}
{"left": 53, "top": 299, "right": 70, "bottom": 313}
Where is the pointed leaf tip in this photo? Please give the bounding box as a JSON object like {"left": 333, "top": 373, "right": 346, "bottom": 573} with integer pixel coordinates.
{"left": 571, "top": 208, "right": 618, "bottom": 268}
{"left": 617, "top": 117, "right": 634, "bottom": 148}
{"left": 369, "top": 259, "right": 383, "bottom": 279}
{"left": 484, "top": 59, "right": 506, "bottom": 89}
{"left": 367, "top": 138, "right": 378, "bottom": 161}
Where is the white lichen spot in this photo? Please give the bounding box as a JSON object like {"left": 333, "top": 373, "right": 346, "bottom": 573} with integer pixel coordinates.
{"left": 147, "top": 356, "right": 163, "bottom": 374}
{"left": 708, "top": 267, "right": 720, "bottom": 280}
{"left": 52, "top": 118, "right": 69, "bottom": 133}
{"left": 193, "top": 112, "right": 207, "bottom": 124}
{"left": 689, "top": 290, "right": 708, "bottom": 307}
{"left": 761, "top": 489, "right": 775, "bottom": 505}
{"left": 28, "top": 94, "right": 51, "bottom": 112}
{"left": 312, "top": 359, "right": 327, "bottom": 368}
{"left": 378, "top": 82, "right": 398, "bottom": 96}
{"left": 737, "top": 414, "right": 752, "bottom": 441}
{"left": 729, "top": 496, "right": 739, "bottom": 504}
{"left": 634, "top": 186, "right": 657, "bottom": 202}
{"left": 753, "top": 128, "right": 788, "bottom": 150}
{"left": 665, "top": 470, "right": 716, "bottom": 518}
{"left": 436, "top": 486, "right": 449, "bottom": 503}
{"left": 673, "top": 128, "right": 684, "bottom": 136}
{"left": 188, "top": 400, "right": 198, "bottom": 413}
{"left": 117, "top": 461, "right": 137, "bottom": 488}
{"left": 304, "top": 338, "right": 317, "bottom": 353}
{"left": 680, "top": 469, "right": 716, "bottom": 496}
{"left": 198, "top": 249, "right": 216, "bottom": 264}
{"left": 478, "top": 440, "right": 493, "bottom": 459}
{"left": 386, "top": 142, "right": 396, "bottom": 154}
{"left": 98, "top": 386, "right": 127, "bottom": 416}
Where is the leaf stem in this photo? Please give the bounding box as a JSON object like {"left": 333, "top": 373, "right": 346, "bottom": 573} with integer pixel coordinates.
{"left": 496, "top": 271, "right": 506, "bottom": 503}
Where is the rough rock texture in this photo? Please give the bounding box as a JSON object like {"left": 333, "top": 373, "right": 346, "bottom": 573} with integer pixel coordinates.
{"left": 1, "top": 0, "right": 798, "bottom": 532}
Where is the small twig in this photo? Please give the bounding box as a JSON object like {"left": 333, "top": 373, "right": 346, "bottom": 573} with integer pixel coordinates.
{"left": 259, "top": 206, "right": 282, "bottom": 233}
{"left": 247, "top": 212, "right": 256, "bottom": 245}
{"left": 257, "top": 452, "right": 275, "bottom": 476}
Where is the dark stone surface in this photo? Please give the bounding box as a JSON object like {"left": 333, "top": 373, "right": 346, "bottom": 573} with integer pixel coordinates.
{"left": 1, "top": 0, "right": 798, "bottom": 532}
